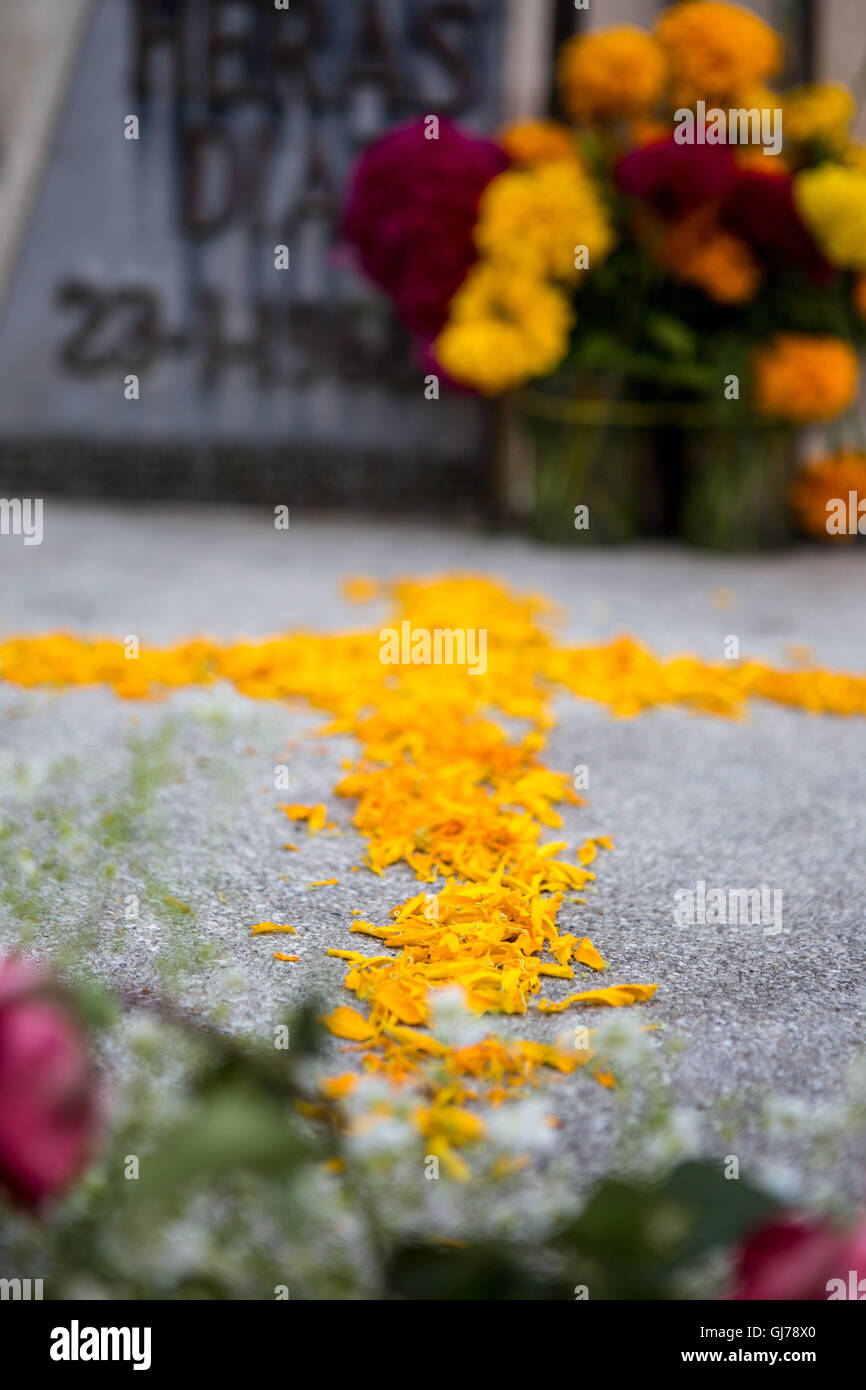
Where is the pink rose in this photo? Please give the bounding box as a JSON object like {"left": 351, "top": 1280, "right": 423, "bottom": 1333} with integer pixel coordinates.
{"left": 342, "top": 118, "right": 507, "bottom": 338}
{"left": 0, "top": 956, "right": 98, "bottom": 1209}
{"left": 733, "top": 1215, "right": 866, "bottom": 1300}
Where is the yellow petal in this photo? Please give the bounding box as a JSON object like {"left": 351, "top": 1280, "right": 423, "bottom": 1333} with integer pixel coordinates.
{"left": 538, "top": 983, "right": 658, "bottom": 1012}
{"left": 322, "top": 1006, "right": 378, "bottom": 1040}
{"left": 573, "top": 936, "right": 607, "bottom": 970}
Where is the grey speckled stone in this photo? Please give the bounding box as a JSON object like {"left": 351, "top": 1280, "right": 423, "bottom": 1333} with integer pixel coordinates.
{"left": 2, "top": 502, "right": 865, "bottom": 1202}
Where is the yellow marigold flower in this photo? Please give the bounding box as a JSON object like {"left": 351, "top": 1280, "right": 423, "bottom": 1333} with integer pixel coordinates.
{"left": 843, "top": 142, "right": 866, "bottom": 171}
{"left": 655, "top": 1, "right": 782, "bottom": 107}
{"left": 557, "top": 26, "right": 666, "bottom": 124}
{"left": 474, "top": 160, "right": 613, "bottom": 281}
{"left": 790, "top": 451, "right": 866, "bottom": 540}
{"left": 730, "top": 88, "right": 787, "bottom": 170}
{"left": 658, "top": 207, "right": 760, "bottom": 304}
{"left": 784, "top": 83, "right": 855, "bottom": 153}
{"left": 794, "top": 164, "right": 866, "bottom": 271}
{"left": 498, "top": 119, "right": 576, "bottom": 165}
{"left": 753, "top": 334, "right": 859, "bottom": 423}
{"left": 434, "top": 265, "right": 572, "bottom": 396}
{"left": 740, "top": 82, "right": 781, "bottom": 111}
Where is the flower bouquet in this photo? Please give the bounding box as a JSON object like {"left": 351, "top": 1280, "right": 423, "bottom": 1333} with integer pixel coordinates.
{"left": 342, "top": 1, "right": 866, "bottom": 548}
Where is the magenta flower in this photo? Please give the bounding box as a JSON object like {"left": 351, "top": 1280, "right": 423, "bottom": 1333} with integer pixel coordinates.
{"left": 342, "top": 118, "right": 508, "bottom": 339}
{"left": 721, "top": 170, "right": 833, "bottom": 284}
{"left": 0, "top": 956, "right": 98, "bottom": 1210}
{"left": 733, "top": 1215, "right": 866, "bottom": 1300}
{"left": 616, "top": 137, "right": 739, "bottom": 216}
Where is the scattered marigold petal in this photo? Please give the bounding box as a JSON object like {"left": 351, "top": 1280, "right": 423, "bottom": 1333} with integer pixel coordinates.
{"left": 322, "top": 1006, "right": 379, "bottom": 1041}
{"left": 538, "top": 983, "right": 658, "bottom": 1012}
{"left": 320, "top": 1073, "right": 358, "bottom": 1100}
{"left": 29, "top": 578, "right": 866, "bottom": 1140}
{"left": 573, "top": 937, "right": 607, "bottom": 971}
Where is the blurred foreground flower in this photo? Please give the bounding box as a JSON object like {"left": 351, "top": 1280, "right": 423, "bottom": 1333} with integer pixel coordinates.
{"left": 733, "top": 1216, "right": 866, "bottom": 1300}
{"left": 0, "top": 956, "right": 98, "bottom": 1209}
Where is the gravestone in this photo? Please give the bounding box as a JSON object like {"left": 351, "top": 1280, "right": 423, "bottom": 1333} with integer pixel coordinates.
{"left": 0, "top": 0, "right": 511, "bottom": 508}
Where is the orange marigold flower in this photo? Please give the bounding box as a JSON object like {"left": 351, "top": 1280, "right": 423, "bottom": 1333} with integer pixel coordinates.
{"left": 629, "top": 118, "right": 673, "bottom": 147}
{"left": 790, "top": 451, "right": 866, "bottom": 540}
{"left": 498, "top": 119, "right": 576, "bottom": 165}
{"left": 753, "top": 334, "right": 860, "bottom": 423}
{"left": 657, "top": 207, "right": 761, "bottom": 304}
{"left": 558, "top": 27, "right": 666, "bottom": 124}
{"left": 735, "top": 147, "right": 788, "bottom": 174}
{"left": 655, "top": 1, "right": 782, "bottom": 107}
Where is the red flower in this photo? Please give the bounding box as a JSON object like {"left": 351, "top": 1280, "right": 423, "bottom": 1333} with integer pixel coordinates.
{"left": 0, "top": 957, "right": 98, "bottom": 1210}
{"left": 732, "top": 1215, "right": 866, "bottom": 1300}
{"left": 342, "top": 118, "right": 507, "bottom": 338}
{"left": 721, "top": 170, "right": 833, "bottom": 283}
{"left": 616, "top": 137, "right": 739, "bottom": 217}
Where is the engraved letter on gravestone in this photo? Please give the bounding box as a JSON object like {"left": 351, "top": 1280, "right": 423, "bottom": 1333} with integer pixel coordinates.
{"left": 0, "top": 0, "right": 507, "bottom": 501}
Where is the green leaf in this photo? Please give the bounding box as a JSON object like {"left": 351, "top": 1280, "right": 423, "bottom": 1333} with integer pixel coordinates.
{"left": 385, "top": 1243, "right": 571, "bottom": 1301}
{"left": 69, "top": 979, "right": 118, "bottom": 1030}
{"left": 644, "top": 312, "right": 698, "bottom": 360}
{"left": 134, "top": 1084, "right": 311, "bottom": 1195}
{"left": 663, "top": 1160, "right": 779, "bottom": 1259}
{"left": 559, "top": 1160, "right": 778, "bottom": 1298}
